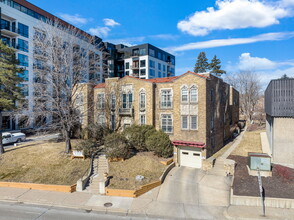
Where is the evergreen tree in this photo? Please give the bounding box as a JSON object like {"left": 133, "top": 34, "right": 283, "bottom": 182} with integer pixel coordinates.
{"left": 0, "top": 40, "right": 23, "bottom": 154}
{"left": 194, "top": 52, "right": 209, "bottom": 73}
{"left": 209, "top": 55, "right": 226, "bottom": 76}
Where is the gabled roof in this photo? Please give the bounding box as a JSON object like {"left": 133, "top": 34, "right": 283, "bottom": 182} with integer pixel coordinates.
{"left": 94, "top": 83, "right": 105, "bottom": 88}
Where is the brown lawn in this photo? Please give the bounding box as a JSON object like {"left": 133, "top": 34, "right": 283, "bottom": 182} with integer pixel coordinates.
{"left": 231, "top": 130, "right": 264, "bottom": 157}
{"left": 108, "top": 152, "right": 167, "bottom": 190}
{"left": 0, "top": 140, "right": 89, "bottom": 185}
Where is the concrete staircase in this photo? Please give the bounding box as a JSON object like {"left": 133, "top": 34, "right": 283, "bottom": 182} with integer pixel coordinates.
{"left": 84, "top": 155, "right": 109, "bottom": 194}
{"left": 208, "top": 158, "right": 227, "bottom": 176}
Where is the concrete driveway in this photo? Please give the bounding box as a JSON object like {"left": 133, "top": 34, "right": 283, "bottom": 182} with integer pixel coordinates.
{"left": 156, "top": 166, "right": 232, "bottom": 206}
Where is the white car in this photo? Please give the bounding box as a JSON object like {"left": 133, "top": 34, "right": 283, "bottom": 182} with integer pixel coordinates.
{"left": 2, "top": 132, "right": 26, "bottom": 145}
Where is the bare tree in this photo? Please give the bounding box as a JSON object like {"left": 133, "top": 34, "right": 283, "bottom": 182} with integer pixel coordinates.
{"left": 96, "top": 80, "right": 123, "bottom": 132}
{"left": 225, "top": 71, "right": 262, "bottom": 121}
{"left": 32, "top": 19, "right": 102, "bottom": 153}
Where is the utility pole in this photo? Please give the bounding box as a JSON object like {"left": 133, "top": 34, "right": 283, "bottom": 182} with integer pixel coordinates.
{"left": 257, "top": 168, "right": 266, "bottom": 217}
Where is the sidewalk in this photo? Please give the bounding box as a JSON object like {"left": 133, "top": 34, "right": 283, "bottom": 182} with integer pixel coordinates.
{"left": 0, "top": 186, "right": 292, "bottom": 219}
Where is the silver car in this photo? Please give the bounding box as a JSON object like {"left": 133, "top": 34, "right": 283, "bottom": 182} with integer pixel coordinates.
{"left": 2, "top": 132, "right": 26, "bottom": 145}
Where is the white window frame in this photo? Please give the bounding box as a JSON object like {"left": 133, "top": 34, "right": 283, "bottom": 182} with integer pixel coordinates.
{"left": 139, "top": 89, "right": 146, "bottom": 110}
{"left": 181, "top": 115, "right": 189, "bottom": 130}
{"left": 97, "top": 93, "right": 105, "bottom": 109}
{"left": 160, "top": 89, "right": 173, "bottom": 108}
{"left": 97, "top": 115, "right": 106, "bottom": 126}
{"left": 190, "top": 115, "right": 198, "bottom": 130}
{"left": 161, "top": 114, "right": 173, "bottom": 133}
{"left": 190, "top": 85, "right": 198, "bottom": 103}
{"left": 181, "top": 85, "right": 189, "bottom": 103}
{"left": 140, "top": 114, "right": 146, "bottom": 125}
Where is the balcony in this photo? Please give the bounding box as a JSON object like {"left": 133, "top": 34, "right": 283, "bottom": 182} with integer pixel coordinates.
{"left": 131, "top": 65, "right": 139, "bottom": 70}
{"left": 0, "top": 25, "right": 19, "bottom": 37}
{"left": 118, "top": 107, "right": 134, "bottom": 116}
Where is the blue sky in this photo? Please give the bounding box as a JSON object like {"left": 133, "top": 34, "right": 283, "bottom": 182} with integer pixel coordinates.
{"left": 30, "top": 0, "right": 294, "bottom": 86}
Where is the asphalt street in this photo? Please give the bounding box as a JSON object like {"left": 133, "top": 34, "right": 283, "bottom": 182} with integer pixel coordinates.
{"left": 0, "top": 202, "right": 149, "bottom": 220}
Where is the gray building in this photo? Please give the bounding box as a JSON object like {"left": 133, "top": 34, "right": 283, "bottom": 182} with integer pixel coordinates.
{"left": 104, "top": 42, "right": 175, "bottom": 79}
{"left": 265, "top": 78, "right": 294, "bottom": 168}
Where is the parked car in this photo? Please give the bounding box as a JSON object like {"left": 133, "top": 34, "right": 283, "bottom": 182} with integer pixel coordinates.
{"left": 2, "top": 132, "right": 26, "bottom": 145}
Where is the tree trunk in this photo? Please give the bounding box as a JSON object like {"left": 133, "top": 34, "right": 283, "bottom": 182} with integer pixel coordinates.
{"left": 64, "top": 130, "right": 72, "bottom": 154}
{"left": 0, "top": 111, "right": 4, "bottom": 154}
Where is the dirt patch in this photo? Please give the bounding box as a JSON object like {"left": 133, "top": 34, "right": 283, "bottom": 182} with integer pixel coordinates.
{"left": 231, "top": 130, "right": 264, "bottom": 157}
{"left": 229, "top": 155, "right": 294, "bottom": 199}
{"left": 108, "top": 152, "right": 166, "bottom": 190}
{"left": 0, "top": 140, "right": 89, "bottom": 185}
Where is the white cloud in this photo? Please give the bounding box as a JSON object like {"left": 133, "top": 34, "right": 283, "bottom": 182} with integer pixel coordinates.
{"left": 177, "top": 0, "right": 289, "bottom": 36}
{"left": 281, "top": 0, "right": 294, "bottom": 6}
{"left": 88, "top": 26, "right": 111, "bottom": 37}
{"left": 149, "top": 34, "right": 178, "bottom": 40}
{"left": 103, "top": 18, "right": 120, "bottom": 27}
{"left": 166, "top": 32, "right": 294, "bottom": 52}
{"left": 58, "top": 13, "right": 89, "bottom": 25}
{"left": 238, "top": 53, "right": 277, "bottom": 70}
{"left": 105, "top": 36, "right": 146, "bottom": 46}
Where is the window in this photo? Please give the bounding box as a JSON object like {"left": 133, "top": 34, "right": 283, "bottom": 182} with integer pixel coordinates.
{"left": 18, "top": 84, "right": 28, "bottom": 96}
{"left": 76, "top": 93, "right": 83, "bottom": 106}
{"left": 132, "top": 49, "right": 139, "bottom": 56}
{"left": 111, "top": 114, "right": 116, "bottom": 131}
{"left": 181, "top": 86, "right": 188, "bottom": 102}
{"left": 140, "top": 60, "right": 146, "bottom": 67}
{"left": 181, "top": 116, "right": 188, "bottom": 130}
{"left": 162, "top": 54, "right": 166, "bottom": 61}
{"left": 161, "top": 114, "right": 173, "bottom": 133}
{"left": 18, "top": 54, "right": 28, "bottom": 67}
{"left": 139, "top": 48, "right": 146, "bottom": 56}
{"left": 161, "top": 89, "right": 172, "bottom": 108}
{"left": 18, "top": 70, "right": 29, "bottom": 81}
{"left": 122, "top": 92, "right": 133, "bottom": 109}
{"left": 17, "top": 39, "right": 29, "bottom": 52}
{"left": 1, "top": 19, "right": 10, "bottom": 30}
{"left": 140, "top": 69, "right": 146, "bottom": 76}
{"left": 125, "top": 71, "right": 129, "bottom": 75}
{"left": 158, "top": 63, "right": 161, "bottom": 70}
{"left": 158, "top": 52, "right": 162, "bottom": 60}
{"left": 139, "top": 91, "right": 146, "bottom": 109}
{"left": 149, "top": 49, "right": 155, "bottom": 57}
{"left": 126, "top": 62, "right": 129, "bottom": 69}
{"left": 163, "top": 65, "right": 166, "bottom": 72}
{"left": 149, "top": 60, "right": 155, "bottom": 68}
{"left": 158, "top": 72, "right": 161, "bottom": 78}
{"left": 140, "top": 114, "right": 146, "bottom": 125}
{"left": 191, "top": 115, "right": 198, "bottom": 130}
{"left": 97, "top": 94, "right": 105, "bottom": 109}
{"left": 149, "top": 69, "right": 155, "bottom": 78}
{"left": 190, "top": 86, "right": 198, "bottom": 102}
{"left": 98, "top": 115, "right": 106, "bottom": 126}
{"left": 111, "top": 93, "right": 116, "bottom": 109}
{"left": 18, "top": 23, "right": 29, "bottom": 38}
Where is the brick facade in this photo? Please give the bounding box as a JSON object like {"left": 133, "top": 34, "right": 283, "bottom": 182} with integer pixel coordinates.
{"left": 79, "top": 71, "right": 239, "bottom": 159}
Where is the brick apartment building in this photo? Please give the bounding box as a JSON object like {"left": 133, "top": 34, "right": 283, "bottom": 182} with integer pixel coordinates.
{"left": 79, "top": 71, "right": 239, "bottom": 169}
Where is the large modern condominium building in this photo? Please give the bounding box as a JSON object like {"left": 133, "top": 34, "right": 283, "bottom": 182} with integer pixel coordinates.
{"left": 104, "top": 42, "right": 175, "bottom": 79}
{"left": 78, "top": 71, "right": 239, "bottom": 169}
{"left": 0, "top": 0, "right": 104, "bottom": 130}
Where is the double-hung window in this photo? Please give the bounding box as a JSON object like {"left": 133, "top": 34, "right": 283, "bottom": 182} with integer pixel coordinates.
{"left": 140, "top": 114, "right": 146, "bottom": 125}
{"left": 161, "top": 114, "right": 173, "bottom": 133}
{"left": 181, "top": 116, "right": 188, "bottom": 130}
{"left": 139, "top": 91, "right": 146, "bottom": 109}
{"left": 122, "top": 92, "right": 133, "bottom": 109}
{"left": 161, "top": 89, "right": 172, "bottom": 108}
{"left": 190, "top": 86, "right": 198, "bottom": 103}
{"left": 190, "top": 115, "right": 198, "bottom": 130}
{"left": 111, "top": 93, "right": 116, "bottom": 109}
{"left": 181, "top": 86, "right": 188, "bottom": 102}
{"left": 97, "top": 94, "right": 105, "bottom": 109}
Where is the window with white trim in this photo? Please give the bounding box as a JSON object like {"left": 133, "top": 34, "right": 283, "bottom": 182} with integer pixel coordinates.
{"left": 97, "top": 93, "right": 105, "bottom": 109}
{"left": 181, "top": 115, "right": 188, "bottom": 129}
{"left": 161, "top": 89, "right": 172, "bottom": 108}
{"left": 181, "top": 86, "right": 188, "bottom": 102}
{"left": 161, "top": 114, "right": 173, "bottom": 133}
{"left": 140, "top": 114, "right": 146, "bottom": 125}
{"left": 190, "top": 86, "right": 198, "bottom": 103}
{"left": 111, "top": 93, "right": 116, "bottom": 109}
{"left": 122, "top": 92, "right": 133, "bottom": 109}
{"left": 97, "top": 115, "right": 106, "bottom": 126}
{"left": 139, "top": 90, "right": 146, "bottom": 109}
{"left": 190, "top": 115, "right": 198, "bottom": 130}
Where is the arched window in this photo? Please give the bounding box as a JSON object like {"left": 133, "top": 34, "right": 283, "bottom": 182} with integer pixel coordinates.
{"left": 139, "top": 90, "right": 146, "bottom": 109}
{"left": 190, "top": 86, "right": 198, "bottom": 103}
{"left": 97, "top": 93, "right": 105, "bottom": 109}
{"left": 181, "top": 86, "right": 188, "bottom": 102}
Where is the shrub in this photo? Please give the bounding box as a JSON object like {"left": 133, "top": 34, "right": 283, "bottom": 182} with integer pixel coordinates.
{"left": 122, "top": 125, "right": 156, "bottom": 152}
{"left": 104, "top": 133, "right": 133, "bottom": 159}
{"left": 75, "top": 139, "right": 101, "bottom": 158}
{"left": 82, "top": 124, "right": 112, "bottom": 145}
{"left": 145, "top": 130, "right": 173, "bottom": 158}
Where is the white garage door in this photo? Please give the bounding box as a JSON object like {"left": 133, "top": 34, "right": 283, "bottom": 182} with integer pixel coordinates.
{"left": 180, "top": 148, "right": 202, "bottom": 168}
